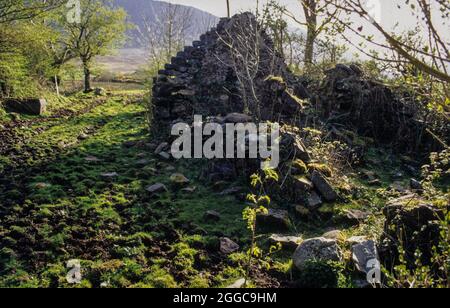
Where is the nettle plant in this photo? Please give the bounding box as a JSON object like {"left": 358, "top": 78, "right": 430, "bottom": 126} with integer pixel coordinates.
{"left": 242, "top": 166, "right": 280, "bottom": 286}
{"left": 385, "top": 149, "right": 450, "bottom": 288}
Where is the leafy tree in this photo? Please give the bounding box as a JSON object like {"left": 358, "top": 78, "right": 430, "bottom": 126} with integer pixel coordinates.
{"left": 58, "top": 0, "right": 129, "bottom": 92}
{"left": 0, "top": 0, "right": 65, "bottom": 23}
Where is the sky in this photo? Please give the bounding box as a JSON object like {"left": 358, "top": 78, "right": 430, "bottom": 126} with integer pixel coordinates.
{"left": 160, "top": 0, "right": 449, "bottom": 58}
{"left": 161, "top": 0, "right": 414, "bottom": 28}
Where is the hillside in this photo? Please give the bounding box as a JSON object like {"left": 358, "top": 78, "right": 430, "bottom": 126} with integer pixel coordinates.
{"left": 112, "top": 0, "right": 219, "bottom": 48}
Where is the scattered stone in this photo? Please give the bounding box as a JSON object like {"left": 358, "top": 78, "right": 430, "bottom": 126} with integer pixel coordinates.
{"left": 293, "top": 176, "right": 313, "bottom": 191}
{"left": 352, "top": 239, "right": 379, "bottom": 275}
{"left": 295, "top": 205, "right": 310, "bottom": 218}
{"left": 291, "top": 159, "right": 308, "bottom": 175}
{"left": 100, "top": 172, "right": 118, "bottom": 179}
{"left": 389, "top": 181, "right": 407, "bottom": 193}
{"left": 172, "top": 104, "right": 186, "bottom": 115}
{"left": 170, "top": 173, "right": 190, "bottom": 185}
{"left": 145, "top": 183, "right": 168, "bottom": 194}
{"left": 311, "top": 171, "right": 338, "bottom": 202}
{"left": 84, "top": 156, "right": 100, "bottom": 162}
{"left": 306, "top": 191, "right": 322, "bottom": 209}
{"left": 223, "top": 113, "right": 252, "bottom": 123}
{"left": 218, "top": 186, "right": 243, "bottom": 196}
{"left": 181, "top": 186, "right": 197, "bottom": 193}
{"left": 256, "top": 209, "right": 290, "bottom": 230}
{"left": 344, "top": 209, "right": 370, "bottom": 224}
{"left": 35, "top": 182, "right": 51, "bottom": 189}
{"left": 386, "top": 193, "right": 417, "bottom": 206}
{"left": 392, "top": 171, "right": 404, "bottom": 179}
{"left": 94, "top": 87, "right": 106, "bottom": 96}
{"left": 219, "top": 95, "right": 229, "bottom": 103}
{"left": 219, "top": 237, "right": 240, "bottom": 254}
{"left": 78, "top": 132, "right": 89, "bottom": 140}
{"left": 322, "top": 230, "right": 343, "bottom": 240}
{"left": 360, "top": 170, "right": 378, "bottom": 181}
{"left": 293, "top": 137, "right": 311, "bottom": 162}
{"left": 368, "top": 179, "right": 382, "bottom": 186}
{"left": 3, "top": 98, "right": 47, "bottom": 115}
{"left": 346, "top": 236, "right": 367, "bottom": 245}
{"left": 165, "top": 165, "right": 176, "bottom": 172}
{"left": 410, "top": 178, "right": 423, "bottom": 190}
{"left": 174, "top": 89, "right": 196, "bottom": 96}
{"left": 136, "top": 159, "right": 150, "bottom": 166}
{"left": 269, "top": 234, "right": 302, "bottom": 251}
{"left": 154, "top": 142, "right": 169, "bottom": 155}
{"left": 204, "top": 210, "right": 221, "bottom": 221}
{"left": 292, "top": 237, "right": 342, "bottom": 269}
{"left": 226, "top": 278, "right": 246, "bottom": 289}
{"left": 158, "top": 151, "right": 171, "bottom": 160}
{"left": 145, "top": 143, "right": 158, "bottom": 151}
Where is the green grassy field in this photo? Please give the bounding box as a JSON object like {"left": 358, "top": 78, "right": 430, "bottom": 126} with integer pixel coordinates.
{"left": 0, "top": 89, "right": 430, "bottom": 288}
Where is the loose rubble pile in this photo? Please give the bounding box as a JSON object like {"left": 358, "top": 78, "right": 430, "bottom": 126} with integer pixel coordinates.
{"left": 150, "top": 13, "right": 447, "bottom": 288}
{"left": 315, "top": 64, "right": 449, "bottom": 152}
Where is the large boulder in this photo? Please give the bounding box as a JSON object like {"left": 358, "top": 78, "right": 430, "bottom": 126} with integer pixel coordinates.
{"left": 3, "top": 98, "right": 47, "bottom": 115}
{"left": 350, "top": 237, "right": 379, "bottom": 276}
{"left": 292, "top": 237, "right": 342, "bottom": 269}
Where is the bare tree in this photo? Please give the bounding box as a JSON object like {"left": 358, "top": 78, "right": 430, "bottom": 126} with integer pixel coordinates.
{"left": 139, "top": 3, "right": 194, "bottom": 69}
{"left": 330, "top": 0, "right": 450, "bottom": 83}
{"left": 280, "top": 0, "right": 338, "bottom": 70}
{"left": 218, "top": 13, "right": 275, "bottom": 119}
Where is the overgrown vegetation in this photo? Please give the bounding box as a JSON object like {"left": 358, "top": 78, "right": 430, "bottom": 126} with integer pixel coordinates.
{"left": 0, "top": 0, "right": 449, "bottom": 289}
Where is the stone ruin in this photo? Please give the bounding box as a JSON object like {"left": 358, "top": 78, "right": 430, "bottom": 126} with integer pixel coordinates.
{"left": 150, "top": 12, "right": 338, "bottom": 224}
{"left": 150, "top": 13, "right": 447, "bottom": 279}
{"left": 151, "top": 12, "right": 309, "bottom": 129}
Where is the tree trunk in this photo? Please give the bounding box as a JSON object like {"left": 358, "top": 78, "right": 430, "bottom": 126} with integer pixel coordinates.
{"left": 303, "top": 0, "right": 317, "bottom": 71}
{"left": 83, "top": 62, "right": 91, "bottom": 93}
{"left": 54, "top": 75, "right": 60, "bottom": 96}
{"left": 226, "top": 0, "right": 230, "bottom": 18}
{"left": 304, "top": 28, "right": 315, "bottom": 69}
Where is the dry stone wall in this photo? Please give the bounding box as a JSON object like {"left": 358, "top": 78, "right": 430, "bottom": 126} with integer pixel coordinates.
{"left": 151, "top": 13, "right": 309, "bottom": 127}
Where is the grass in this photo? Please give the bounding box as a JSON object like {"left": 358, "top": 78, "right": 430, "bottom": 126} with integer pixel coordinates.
{"left": 0, "top": 90, "right": 255, "bottom": 288}
{"left": 0, "top": 88, "right": 423, "bottom": 288}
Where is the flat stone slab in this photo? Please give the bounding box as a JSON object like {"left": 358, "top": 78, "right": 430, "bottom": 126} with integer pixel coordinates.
{"left": 146, "top": 183, "right": 168, "bottom": 194}
{"left": 3, "top": 98, "right": 47, "bottom": 115}
{"left": 311, "top": 171, "right": 338, "bottom": 202}
{"left": 269, "top": 234, "right": 302, "bottom": 251}
{"left": 219, "top": 237, "right": 239, "bottom": 254}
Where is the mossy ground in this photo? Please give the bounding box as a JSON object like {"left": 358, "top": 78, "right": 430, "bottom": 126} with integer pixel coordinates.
{"left": 0, "top": 90, "right": 262, "bottom": 288}
{"left": 0, "top": 90, "right": 422, "bottom": 288}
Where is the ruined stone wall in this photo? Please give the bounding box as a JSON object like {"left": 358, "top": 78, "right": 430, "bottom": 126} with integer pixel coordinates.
{"left": 151, "top": 13, "right": 309, "bottom": 126}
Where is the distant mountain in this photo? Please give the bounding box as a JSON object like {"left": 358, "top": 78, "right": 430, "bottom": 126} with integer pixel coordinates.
{"left": 111, "top": 0, "right": 219, "bottom": 48}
